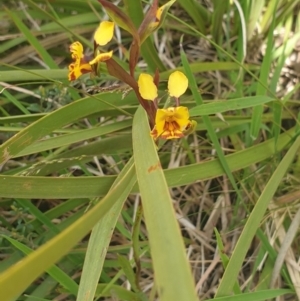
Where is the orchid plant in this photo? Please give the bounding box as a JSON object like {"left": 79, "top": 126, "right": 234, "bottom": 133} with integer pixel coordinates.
{"left": 68, "top": 0, "right": 196, "bottom": 140}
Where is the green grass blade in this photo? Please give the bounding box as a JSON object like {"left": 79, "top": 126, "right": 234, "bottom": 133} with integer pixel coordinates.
{"left": 123, "top": 0, "right": 143, "bottom": 28}
{"left": 0, "top": 126, "right": 295, "bottom": 199}
{"left": 246, "top": 0, "right": 265, "bottom": 41}
{"left": 0, "top": 93, "right": 133, "bottom": 164}
{"left": 271, "top": 17, "right": 293, "bottom": 145}
{"left": 140, "top": 41, "right": 166, "bottom": 72}
{"left": 117, "top": 255, "right": 140, "bottom": 293}
{"left": 5, "top": 9, "right": 58, "bottom": 69}
{"left": 208, "top": 289, "right": 293, "bottom": 301}
{"left": 76, "top": 157, "right": 136, "bottom": 301}
{"left": 211, "top": 0, "right": 229, "bottom": 43}
{"left": 214, "top": 228, "right": 241, "bottom": 294}
{"left": 0, "top": 61, "right": 253, "bottom": 83}
{"left": 123, "top": 0, "right": 165, "bottom": 72}
{"left": 250, "top": 0, "right": 278, "bottom": 140}
{"left": 95, "top": 283, "right": 139, "bottom": 300}
{"left": 15, "top": 119, "right": 132, "bottom": 157}
{"left": 0, "top": 69, "right": 67, "bottom": 82}
{"left": 132, "top": 107, "right": 198, "bottom": 301}
{"left": 15, "top": 199, "right": 60, "bottom": 235}
{"left": 177, "top": 0, "right": 207, "bottom": 33}
{"left": 25, "top": 296, "right": 52, "bottom": 301}
{"left": 215, "top": 134, "right": 300, "bottom": 297}
{"left": 0, "top": 159, "right": 136, "bottom": 301}
{"left": 189, "top": 96, "right": 273, "bottom": 116}
{"left": 180, "top": 40, "right": 244, "bottom": 207}
{"left": 256, "top": 229, "right": 291, "bottom": 287}
{"left": 0, "top": 88, "right": 31, "bottom": 115}
{"left": 1, "top": 236, "right": 78, "bottom": 295}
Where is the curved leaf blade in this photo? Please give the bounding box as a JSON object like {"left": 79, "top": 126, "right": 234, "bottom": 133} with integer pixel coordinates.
{"left": 0, "top": 159, "right": 136, "bottom": 301}
{"left": 132, "top": 106, "right": 198, "bottom": 301}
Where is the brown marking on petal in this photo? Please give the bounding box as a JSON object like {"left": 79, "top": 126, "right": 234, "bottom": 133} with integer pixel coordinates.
{"left": 68, "top": 71, "right": 76, "bottom": 81}
{"left": 69, "top": 63, "right": 75, "bottom": 70}
{"left": 150, "top": 127, "right": 158, "bottom": 139}
{"left": 147, "top": 162, "right": 162, "bottom": 173}
{"left": 80, "top": 67, "right": 92, "bottom": 73}
{"left": 161, "top": 130, "right": 184, "bottom": 140}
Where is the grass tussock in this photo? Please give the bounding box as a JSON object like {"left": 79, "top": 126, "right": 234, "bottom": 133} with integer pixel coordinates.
{"left": 0, "top": 0, "right": 300, "bottom": 300}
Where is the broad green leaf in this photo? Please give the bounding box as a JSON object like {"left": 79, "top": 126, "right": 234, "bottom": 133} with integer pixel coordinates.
{"left": 0, "top": 127, "right": 295, "bottom": 199}
{"left": 132, "top": 107, "right": 198, "bottom": 301}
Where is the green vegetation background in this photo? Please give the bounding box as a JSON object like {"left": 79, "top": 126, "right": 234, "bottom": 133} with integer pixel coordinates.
{"left": 0, "top": 0, "right": 299, "bottom": 300}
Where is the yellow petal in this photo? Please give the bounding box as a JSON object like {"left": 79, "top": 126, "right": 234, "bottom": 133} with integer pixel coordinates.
{"left": 68, "top": 61, "right": 92, "bottom": 81}
{"left": 155, "top": 108, "right": 168, "bottom": 136}
{"left": 89, "top": 51, "right": 113, "bottom": 65}
{"left": 168, "top": 71, "right": 188, "bottom": 98}
{"left": 138, "top": 73, "right": 158, "bottom": 101}
{"left": 94, "top": 21, "right": 114, "bottom": 46}
{"left": 70, "top": 41, "right": 84, "bottom": 59}
{"left": 156, "top": 5, "right": 164, "bottom": 21}
{"left": 173, "top": 106, "right": 190, "bottom": 128}
{"left": 156, "top": 0, "right": 176, "bottom": 21}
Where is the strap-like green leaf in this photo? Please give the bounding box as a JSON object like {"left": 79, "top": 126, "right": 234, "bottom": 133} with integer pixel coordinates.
{"left": 132, "top": 107, "right": 198, "bottom": 301}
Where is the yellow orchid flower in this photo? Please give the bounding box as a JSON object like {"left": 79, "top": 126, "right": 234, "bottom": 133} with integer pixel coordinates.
{"left": 168, "top": 71, "right": 188, "bottom": 98}
{"left": 138, "top": 71, "right": 193, "bottom": 139}
{"left": 138, "top": 73, "right": 158, "bottom": 101}
{"left": 68, "top": 42, "right": 93, "bottom": 81}
{"left": 68, "top": 21, "right": 114, "bottom": 81}
{"left": 151, "top": 106, "right": 192, "bottom": 140}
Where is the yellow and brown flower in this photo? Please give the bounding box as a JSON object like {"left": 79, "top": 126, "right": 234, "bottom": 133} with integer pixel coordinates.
{"left": 68, "top": 21, "right": 114, "bottom": 81}
{"left": 138, "top": 70, "right": 195, "bottom": 139}
{"left": 151, "top": 106, "right": 192, "bottom": 140}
